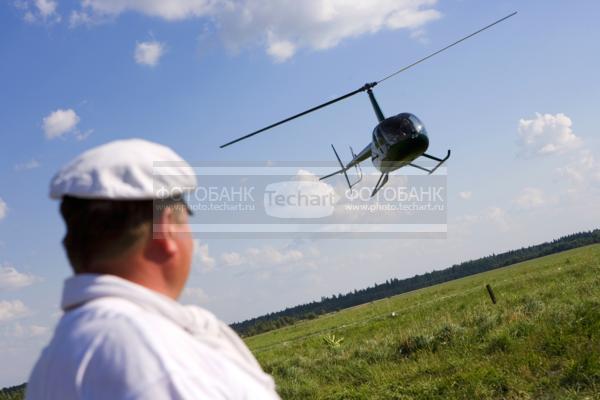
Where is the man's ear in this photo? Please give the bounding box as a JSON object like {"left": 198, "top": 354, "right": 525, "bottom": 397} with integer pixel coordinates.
{"left": 152, "top": 207, "right": 179, "bottom": 256}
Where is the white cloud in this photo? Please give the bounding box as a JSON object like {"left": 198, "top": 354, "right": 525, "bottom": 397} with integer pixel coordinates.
{"left": 69, "top": 10, "right": 96, "bottom": 27}
{"left": 458, "top": 191, "right": 472, "bottom": 200}
{"left": 24, "top": 11, "right": 36, "bottom": 22}
{"left": 29, "top": 324, "right": 49, "bottom": 336}
{"left": 0, "top": 198, "right": 6, "bottom": 221}
{"left": 556, "top": 149, "right": 600, "bottom": 186}
{"left": 486, "top": 207, "right": 510, "bottom": 232}
{"left": 14, "top": 0, "right": 29, "bottom": 10}
{"left": 516, "top": 114, "right": 600, "bottom": 198}
{"left": 0, "top": 322, "right": 49, "bottom": 339}
{"left": 295, "top": 169, "right": 321, "bottom": 182}
{"left": 261, "top": 246, "right": 304, "bottom": 264}
{"left": 513, "top": 187, "right": 545, "bottom": 209}
{"left": 221, "top": 251, "right": 244, "bottom": 267}
{"left": 218, "top": 0, "right": 441, "bottom": 61}
{"left": 14, "top": 159, "right": 40, "bottom": 172}
{"left": 181, "top": 287, "right": 209, "bottom": 305}
{"left": 455, "top": 206, "right": 510, "bottom": 233}
{"left": 75, "top": 129, "right": 93, "bottom": 141}
{"left": 16, "top": 0, "right": 61, "bottom": 23}
{"left": 220, "top": 246, "right": 304, "bottom": 267}
{"left": 410, "top": 28, "right": 429, "bottom": 44}
{"left": 78, "top": 0, "right": 215, "bottom": 21}
{"left": 0, "top": 265, "right": 40, "bottom": 290}
{"left": 193, "top": 240, "right": 216, "bottom": 271}
{"left": 0, "top": 300, "right": 29, "bottom": 322}
{"left": 35, "top": 0, "right": 58, "bottom": 18}
{"left": 266, "top": 36, "right": 296, "bottom": 63}
{"left": 518, "top": 113, "right": 582, "bottom": 156}
{"left": 43, "top": 108, "right": 80, "bottom": 139}
{"left": 134, "top": 41, "right": 165, "bottom": 66}
{"left": 71, "top": 0, "right": 440, "bottom": 62}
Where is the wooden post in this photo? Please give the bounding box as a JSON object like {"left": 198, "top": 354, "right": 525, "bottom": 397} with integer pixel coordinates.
{"left": 486, "top": 284, "right": 497, "bottom": 304}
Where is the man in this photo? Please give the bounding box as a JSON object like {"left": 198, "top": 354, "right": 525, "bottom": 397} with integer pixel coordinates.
{"left": 26, "top": 139, "right": 280, "bottom": 399}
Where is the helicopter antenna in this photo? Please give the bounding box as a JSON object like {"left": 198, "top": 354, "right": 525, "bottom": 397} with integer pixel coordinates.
{"left": 220, "top": 11, "right": 517, "bottom": 149}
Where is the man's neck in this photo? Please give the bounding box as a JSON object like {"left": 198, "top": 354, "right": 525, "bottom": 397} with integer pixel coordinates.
{"left": 82, "top": 255, "right": 177, "bottom": 299}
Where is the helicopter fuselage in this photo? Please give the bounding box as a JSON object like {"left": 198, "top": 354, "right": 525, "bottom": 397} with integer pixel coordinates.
{"left": 336, "top": 111, "right": 433, "bottom": 179}
{"left": 371, "top": 113, "right": 429, "bottom": 173}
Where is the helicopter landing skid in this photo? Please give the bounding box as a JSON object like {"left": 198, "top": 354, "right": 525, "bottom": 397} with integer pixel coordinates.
{"left": 410, "top": 150, "right": 451, "bottom": 175}
{"left": 320, "top": 144, "right": 363, "bottom": 190}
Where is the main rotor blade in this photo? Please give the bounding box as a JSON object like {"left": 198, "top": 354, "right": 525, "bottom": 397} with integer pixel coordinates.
{"left": 220, "top": 11, "right": 517, "bottom": 149}
{"left": 377, "top": 11, "right": 517, "bottom": 84}
{"left": 220, "top": 83, "right": 375, "bottom": 148}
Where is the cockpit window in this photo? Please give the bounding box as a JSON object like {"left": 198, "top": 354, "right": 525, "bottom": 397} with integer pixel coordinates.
{"left": 378, "top": 113, "right": 427, "bottom": 144}
{"left": 408, "top": 114, "right": 427, "bottom": 136}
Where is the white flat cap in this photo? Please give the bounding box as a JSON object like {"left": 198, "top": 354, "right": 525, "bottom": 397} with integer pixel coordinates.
{"left": 50, "top": 138, "right": 197, "bottom": 200}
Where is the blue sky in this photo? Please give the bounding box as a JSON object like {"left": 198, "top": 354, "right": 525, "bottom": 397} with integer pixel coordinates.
{"left": 1, "top": 0, "right": 600, "bottom": 387}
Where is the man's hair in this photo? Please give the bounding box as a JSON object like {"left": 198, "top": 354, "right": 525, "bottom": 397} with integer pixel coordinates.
{"left": 60, "top": 196, "right": 186, "bottom": 272}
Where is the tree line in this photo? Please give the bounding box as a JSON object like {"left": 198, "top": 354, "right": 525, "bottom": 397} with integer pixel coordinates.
{"left": 230, "top": 229, "right": 600, "bottom": 337}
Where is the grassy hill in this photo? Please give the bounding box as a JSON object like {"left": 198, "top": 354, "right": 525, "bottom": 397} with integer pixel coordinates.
{"left": 247, "top": 244, "right": 600, "bottom": 399}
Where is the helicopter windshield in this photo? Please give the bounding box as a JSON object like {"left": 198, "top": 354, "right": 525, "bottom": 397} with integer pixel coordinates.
{"left": 379, "top": 113, "right": 427, "bottom": 144}
{"left": 408, "top": 114, "right": 427, "bottom": 136}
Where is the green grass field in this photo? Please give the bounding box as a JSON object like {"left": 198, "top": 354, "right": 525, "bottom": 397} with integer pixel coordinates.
{"left": 246, "top": 244, "right": 600, "bottom": 399}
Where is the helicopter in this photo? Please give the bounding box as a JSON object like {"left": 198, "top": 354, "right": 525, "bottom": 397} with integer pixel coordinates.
{"left": 221, "top": 12, "right": 517, "bottom": 197}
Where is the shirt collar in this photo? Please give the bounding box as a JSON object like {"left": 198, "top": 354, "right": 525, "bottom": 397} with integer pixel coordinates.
{"left": 62, "top": 273, "right": 173, "bottom": 310}
{"left": 61, "top": 274, "right": 219, "bottom": 335}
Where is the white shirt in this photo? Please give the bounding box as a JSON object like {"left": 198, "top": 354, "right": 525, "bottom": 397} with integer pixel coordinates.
{"left": 26, "top": 274, "right": 280, "bottom": 400}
